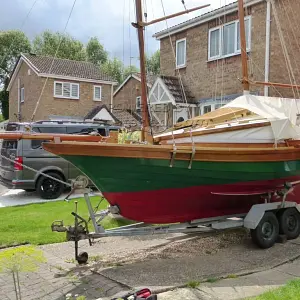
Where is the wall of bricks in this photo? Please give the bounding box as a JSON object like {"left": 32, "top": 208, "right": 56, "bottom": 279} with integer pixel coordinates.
{"left": 9, "top": 61, "right": 113, "bottom": 122}
{"left": 160, "top": 0, "right": 300, "bottom": 101}
{"left": 113, "top": 77, "right": 141, "bottom": 111}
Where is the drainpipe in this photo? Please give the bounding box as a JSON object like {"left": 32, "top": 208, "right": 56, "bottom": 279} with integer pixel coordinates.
{"left": 110, "top": 84, "right": 114, "bottom": 112}
{"left": 264, "top": 0, "right": 271, "bottom": 97}
{"left": 17, "top": 78, "right": 21, "bottom": 121}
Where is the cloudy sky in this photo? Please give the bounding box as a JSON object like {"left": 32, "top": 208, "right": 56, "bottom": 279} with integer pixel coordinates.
{"left": 0, "top": 0, "right": 235, "bottom": 66}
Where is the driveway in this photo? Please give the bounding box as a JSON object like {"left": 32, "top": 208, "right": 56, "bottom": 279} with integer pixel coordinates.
{"left": 0, "top": 183, "right": 102, "bottom": 208}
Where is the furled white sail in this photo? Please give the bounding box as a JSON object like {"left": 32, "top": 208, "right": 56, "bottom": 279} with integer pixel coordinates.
{"left": 226, "top": 94, "right": 300, "bottom": 141}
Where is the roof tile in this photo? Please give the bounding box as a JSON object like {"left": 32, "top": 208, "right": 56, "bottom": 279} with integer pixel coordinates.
{"left": 23, "top": 53, "right": 115, "bottom": 82}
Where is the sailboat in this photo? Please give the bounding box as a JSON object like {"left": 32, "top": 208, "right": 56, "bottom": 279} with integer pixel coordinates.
{"left": 4, "top": 0, "right": 300, "bottom": 224}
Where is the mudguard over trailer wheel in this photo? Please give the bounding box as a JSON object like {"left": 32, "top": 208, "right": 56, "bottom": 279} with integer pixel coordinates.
{"left": 278, "top": 208, "right": 300, "bottom": 240}
{"left": 250, "top": 212, "right": 279, "bottom": 249}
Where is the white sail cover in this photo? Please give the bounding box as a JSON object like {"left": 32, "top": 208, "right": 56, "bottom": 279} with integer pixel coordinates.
{"left": 225, "top": 94, "right": 300, "bottom": 141}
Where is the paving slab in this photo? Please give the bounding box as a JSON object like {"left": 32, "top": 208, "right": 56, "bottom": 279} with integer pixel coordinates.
{"left": 158, "top": 288, "right": 212, "bottom": 300}
{"left": 40, "top": 234, "right": 185, "bottom": 263}
{"left": 276, "top": 260, "right": 300, "bottom": 277}
{"left": 2, "top": 234, "right": 300, "bottom": 299}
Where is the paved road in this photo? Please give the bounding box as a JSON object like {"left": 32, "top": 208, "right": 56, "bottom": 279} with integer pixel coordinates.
{"left": 0, "top": 183, "right": 101, "bottom": 208}
{"left": 1, "top": 234, "right": 300, "bottom": 300}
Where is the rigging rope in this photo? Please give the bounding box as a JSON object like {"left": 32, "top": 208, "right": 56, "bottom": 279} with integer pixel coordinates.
{"left": 271, "top": 0, "right": 298, "bottom": 101}
{"left": 31, "top": 0, "right": 78, "bottom": 122}
{"left": 278, "top": 0, "right": 300, "bottom": 101}
{"left": 159, "top": 0, "right": 195, "bottom": 149}
{"left": 181, "top": 0, "right": 187, "bottom": 11}
{"left": 0, "top": 0, "right": 39, "bottom": 68}
{"left": 0, "top": 152, "right": 72, "bottom": 187}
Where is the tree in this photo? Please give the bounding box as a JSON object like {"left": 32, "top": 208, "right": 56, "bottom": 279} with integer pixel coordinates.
{"left": 124, "top": 65, "right": 139, "bottom": 79}
{"left": 0, "top": 30, "right": 31, "bottom": 119}
{"left": 101, "top": 58, "right": 124, "bottom": 84}
{"left": 32, "top": 31, "right": 86, "bottom": 61}
{"left": 86, "top": 37, "right": 107, "bottom": 65}
{"left": 0, "top": 245, "right": 46, "bottom": 300}
{"left": 0, "top": 78, "right": 9, "bottom": 120}
{"left": 146, "top": 50, "right": 160, "bottom": 75}
{"left": 101, "top": 57, "right": 140, "bottom": 85}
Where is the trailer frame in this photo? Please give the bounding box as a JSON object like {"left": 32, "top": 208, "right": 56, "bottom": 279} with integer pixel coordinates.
{"left": 51, "top": 178, "right": 300, "bottom": 264}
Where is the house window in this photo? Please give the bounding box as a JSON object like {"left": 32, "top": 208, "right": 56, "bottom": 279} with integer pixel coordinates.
{"left": 203, "top": 105, "right": 211, "bottom": 114}
{"left": 54, "top": 81, "right": 79, "bottom": 99}
{"left": 176, "top": 38, "right": 186, "bottom": 68}
{"left": 208, "top": 16, "right": 251, "bottom": 60}
{"left": 209, "top": 28, "right": 220, "bottom": 58}
{"left": 20, "top": 87, "right": 25, "bottom": 103}
{"left": 94, "top": 86, "right": 102, "bottom": 101}
{"left": 136, "top": 96, "right": 141, "bottom": 110}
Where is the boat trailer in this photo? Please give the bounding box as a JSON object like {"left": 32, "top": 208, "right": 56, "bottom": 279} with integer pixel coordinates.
{"left": 52, "top": 177, "right": 300, "bottom": 264}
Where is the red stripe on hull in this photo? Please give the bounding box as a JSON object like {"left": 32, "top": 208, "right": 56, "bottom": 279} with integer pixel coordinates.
{"left": 103, "top": 176, "right": 300, "bottom": 224}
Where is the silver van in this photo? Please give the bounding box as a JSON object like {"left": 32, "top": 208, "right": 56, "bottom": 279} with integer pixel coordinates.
{"left": 0, "top": 121, "right": 120, "bottom": 199}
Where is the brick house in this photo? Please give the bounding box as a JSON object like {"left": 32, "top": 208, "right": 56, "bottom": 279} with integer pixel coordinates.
{"left": 113, "top": 73, "right": 167, "bottom": 131}
{"left": 153, "top": 0, "right": 300, "bottom": 120}
{"left": 7, "top": 53, "right": 117, "bottom": 122}
{"left": 114, "top": 72, "right": 197, "bottom": 129}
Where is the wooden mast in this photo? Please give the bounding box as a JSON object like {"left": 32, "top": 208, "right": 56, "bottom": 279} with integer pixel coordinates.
{"left": 134, "top": 0, "right": 151, "bottom": 142}
{"left": 238, "top": 0, "right": 250, "bottom": 93}
{"left": 133, "top": 1, "right": 210, "bottom": 142}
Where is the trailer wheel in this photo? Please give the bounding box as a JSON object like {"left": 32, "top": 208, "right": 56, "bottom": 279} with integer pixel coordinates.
{"left": 77, "top": 252, "right": 88, "bottom": 265}
{"left": 278, "top": 208, "right": 300, "bottom": 240}
{"left": 251, "top": 212, "right": 279, "bottom": 249}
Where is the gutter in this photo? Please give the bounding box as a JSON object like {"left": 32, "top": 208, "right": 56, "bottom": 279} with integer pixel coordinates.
{"left": 153, "top": 0, "right": 264, "bottom": 40}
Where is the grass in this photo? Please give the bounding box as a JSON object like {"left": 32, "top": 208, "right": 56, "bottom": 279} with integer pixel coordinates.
{"left": 0, "top": 196, "right": 133, "bottom": 247}
{"left": 186, "top": 281, "right": 201, "bottom": 288}
{"left": 250, "top": 279, "right": 300, "bottom": 300}
{"left": 206, "top": 277, "right": 219, "bottom": 283}
{"left": 226, "top": 274, "right": 239, "bottom": 279}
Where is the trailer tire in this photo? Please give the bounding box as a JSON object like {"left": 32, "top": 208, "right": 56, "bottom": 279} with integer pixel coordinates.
{"left": 278, "top": 208, "right": 300, "bottom": 240}
{"left": 251, "top": 212, "right": 279, "bottom": 249}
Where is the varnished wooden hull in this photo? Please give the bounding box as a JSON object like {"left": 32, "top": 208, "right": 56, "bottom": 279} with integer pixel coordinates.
{"left": 42, "top": 142, "right": 300, "bottom": 223}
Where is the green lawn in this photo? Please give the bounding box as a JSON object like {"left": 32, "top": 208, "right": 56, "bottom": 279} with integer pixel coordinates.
{"left": 0, "top": 197, "right": 132, "bottom": 247}
{"left": 251, "top": 280, "right": 300, "bottom": 300}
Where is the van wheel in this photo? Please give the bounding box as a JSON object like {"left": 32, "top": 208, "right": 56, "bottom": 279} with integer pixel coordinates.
{"left": 36, "top": 172, "right": 65, "bottom": 200}
{"left": 251, "top": 212, "right": 279, "bottom": 249}
{"left": 278, "top": 208, "right": 300, "bottom": 240}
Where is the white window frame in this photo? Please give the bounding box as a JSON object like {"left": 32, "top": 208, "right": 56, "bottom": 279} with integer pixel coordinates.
{"left": 136, "top": 96, "right": 141, "bottom": 110}
{"left": 208, "top": 26, "right": 222, "bottom": 60}
{"left": 20, "top": 87, "right": 25, "bottom": 103}
{"left": 93, "top": 85, "right": 102, "bottom": 101}
{"left": 54, "top": 81, "right": 80, "bottom": 100}
{"left": 208, "top": 16, "right": 251, "bottom": 61}
{"left": 176, "top": 38, "right": 187, "bottom": 69}
{"left": 203, "top": 105, "right": 212, "bottom": 114}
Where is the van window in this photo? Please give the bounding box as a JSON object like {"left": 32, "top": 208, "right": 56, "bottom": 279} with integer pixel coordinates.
{"left": 6, "top": 123, "right": 19, "bottom": 131}
{"left": 2, "top": 140, "right": 18, "bottom": 149}
{"left": 31, "top": 126, "right": 66, "bottom": 149}
{"left": 32, "top": 127, "right": 66, "bottom": 134}
{"left": 66, "top": 126, "right": 106, "bottom": 136}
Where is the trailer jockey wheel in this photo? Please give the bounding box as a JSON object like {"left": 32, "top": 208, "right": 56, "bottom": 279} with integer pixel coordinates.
{"left": 251, "top": 212, "right": 279, "bottom": 249}
{"left": 278, "top": 208, "right": 300, "bottom": 240}
{"left": 77, "top": 251, "right": 88, "bottom": 264}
